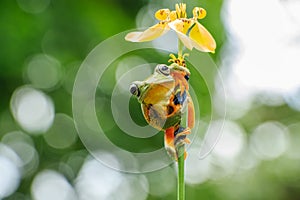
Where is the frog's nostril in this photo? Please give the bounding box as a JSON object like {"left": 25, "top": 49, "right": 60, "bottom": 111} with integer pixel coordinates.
{"left": 129, "top": 83, "right": 139, "bottom": 96}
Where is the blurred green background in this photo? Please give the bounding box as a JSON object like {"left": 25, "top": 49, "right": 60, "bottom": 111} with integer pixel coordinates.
{"left": 1, "top": 0, "right": 300, "bottom": 199}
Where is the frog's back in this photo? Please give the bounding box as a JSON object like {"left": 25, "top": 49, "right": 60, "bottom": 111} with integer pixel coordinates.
{"left": 141, "top": 86, "right": 188, "bottom": 130}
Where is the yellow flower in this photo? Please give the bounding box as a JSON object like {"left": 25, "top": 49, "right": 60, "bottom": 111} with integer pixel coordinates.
{"left": 125, "top": 3, "right": 216, "bottom": 53}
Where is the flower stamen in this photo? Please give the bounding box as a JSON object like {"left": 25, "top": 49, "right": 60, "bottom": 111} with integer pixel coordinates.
{"left": 155, "top": 9, "right": 170, "bottom": 20}
{"left": 168, "top": 53, "right": 189, "bottom": 67}
{"left": 176, "top": 3, "right": 187, "bottom": 18}
{"left": 193, "top": 7, "right": 206, "bottom": 19}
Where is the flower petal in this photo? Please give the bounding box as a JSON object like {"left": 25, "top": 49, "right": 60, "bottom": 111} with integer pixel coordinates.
{"left": 125, "top": 22, "right": 170, "bottom": 42}
{"left": 189, "top": 21, "right": 216, "bottom": 53}
{"left": 174, "top": 30, "right": 194, "bottom": 50}
{"left": 169, "top": 19, "right": 216, "bottom": 53}
{"left": 169, "top": 19, "right": 192, "bottom": 35}
{"left": 168, "top": 19, "right": 194, "bottom": 50}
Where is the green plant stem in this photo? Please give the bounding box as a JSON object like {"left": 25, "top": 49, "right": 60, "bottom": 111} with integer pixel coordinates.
{"left": 177, "top": 38, "right": 185, "bottom": 200}
{"left": 178, "top": 39, "right": 184, "bottom": 57}
{"left": 177, "top": 145, "right": 185, "bottom": 200}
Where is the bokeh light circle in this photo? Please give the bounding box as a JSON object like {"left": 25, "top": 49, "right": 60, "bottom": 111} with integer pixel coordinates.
{"left": 76, "top": 157, "right": 123, "bottom": 200}
{"left": 76, "top": 156, "right": 149, "bottom": 200}
{"left": 0, "top": 156, "right": 21, "bottom": 199}
{"left": 0, "top": 144, "right": 22, "bottom": 199}
{"left": 286, "top": 122, "right": 300, "bottom": 159}
{"left": 31, "top": 170, "right": 77, "bottom": 200}
{"left": 10, "top": 86, "right": 55, "bottom": 134}
{"left": 44, "top": 113, "right": 78, "bottom": 149}
{"left": 17, "top": 0, "right": 50, "bottom": 14}
{"left": 2, "top": 131, "right": 34, "bottom": 146}
{"left": 212, "top": 120, "right": 245, "bottom": 160}
{"left": 2, "top": 131, "right": 39, "bottom": 177}
{"left": 250, "top": 121, "right": 288, "bottom": 160}
{"left": 72, "top": 31, "right": 226, "bottom": 173}
{"left": 25, "top": 54, "right": 62, "bottom": 90}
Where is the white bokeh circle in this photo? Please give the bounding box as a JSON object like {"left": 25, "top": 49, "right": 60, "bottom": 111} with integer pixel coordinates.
{"left": 10, "top": 86, "right": 55, "bottom": 134}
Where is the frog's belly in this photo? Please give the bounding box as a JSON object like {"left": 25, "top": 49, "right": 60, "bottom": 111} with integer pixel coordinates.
{"left": 141, "top": 104, "right": 182, "bottom": 130}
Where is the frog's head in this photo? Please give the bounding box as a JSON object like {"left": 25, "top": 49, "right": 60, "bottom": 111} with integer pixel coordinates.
{"left": 129, "top": 64, "right": 175, "bottom": 105}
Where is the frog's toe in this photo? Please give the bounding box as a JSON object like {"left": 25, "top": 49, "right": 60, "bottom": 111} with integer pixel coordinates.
{"left": 174, "top": 135, "right": 188, "bottom": 148}
{"left": 174, "top": 127, "right": 191, "bottom": 147}
{"left": 184, "top": 151, "right": 187, "bottom": 160}
{"left": 184, "top": 137, "right": 191, "bottom": 144}
{"left": 165, "top": 145, "right": 187, "bottom": 161}
{"left": 182, "top": 127, "right": 191, "bottom": 135}
{"left": 165, "top": 146, "right": 177, "bottom": 161}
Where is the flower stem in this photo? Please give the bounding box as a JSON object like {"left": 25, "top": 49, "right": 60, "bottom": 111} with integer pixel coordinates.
{"left": 177, "top": 39, "right": 185, "bottom": 200}
{"left": 177, "top": 145, "right": 185, "bottom": 200}
{"left": 178, "top": 39, "right": 184, "bottom": 57}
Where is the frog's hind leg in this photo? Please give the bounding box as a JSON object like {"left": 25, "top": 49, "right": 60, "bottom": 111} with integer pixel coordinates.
{"left": 165, "top": 126, "right": 191, "bottom": 160}
{"left": 174, "top": 126, "right": 191, "bottom": 159}
{"left": 164, "top": 127, "right": 177, "bottom": 160}
{"left": 174, "top": 127, "right": 191, "bottom": 145}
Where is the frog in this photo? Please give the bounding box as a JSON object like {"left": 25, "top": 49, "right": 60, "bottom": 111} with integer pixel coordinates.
{"left": 129, "top": 63, "right": 195, "bottom": 160}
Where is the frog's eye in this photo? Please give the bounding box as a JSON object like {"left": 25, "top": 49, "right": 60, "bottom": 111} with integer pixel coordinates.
{"left": 129, "top": 83, "right": 139, "bottom": 96}
{"left": 156, "top": 64, "right": 170, "bottom": 76}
